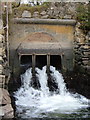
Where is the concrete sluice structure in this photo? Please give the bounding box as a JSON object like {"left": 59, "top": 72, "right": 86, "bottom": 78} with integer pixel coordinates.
{"left": 18, "top": 43, "right": 62, "bottom": 73}
{"left": 9, "top": 18, "right": 76, "bottom": 78}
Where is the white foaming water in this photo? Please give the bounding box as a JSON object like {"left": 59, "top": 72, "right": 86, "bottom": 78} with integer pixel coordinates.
{"left": 36, "top": 66, "right": 50, "bottom": 97}
{"left": 14, "top": 66, "right": 89, "bottom": 118}
{"left": 50, "top": 66, "right": 67, "bottom": 95}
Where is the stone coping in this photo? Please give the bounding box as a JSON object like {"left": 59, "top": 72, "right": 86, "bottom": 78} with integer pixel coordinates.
{"left": 12, "top": 18, "right": 76, "bottom": 26}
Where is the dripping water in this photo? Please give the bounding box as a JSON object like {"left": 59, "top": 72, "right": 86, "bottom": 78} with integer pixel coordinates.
{"left": 14, "top": 66, "right": 90, "bottom": 118}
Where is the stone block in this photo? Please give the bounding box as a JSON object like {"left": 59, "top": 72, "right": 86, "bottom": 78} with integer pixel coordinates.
{"left": 0, "top": 65, "right": 3, "bottom": 74}
{"left": 0, "top": 34, "right": 3, "bottom": 43}
{"left": 0, "top": 56, "right": 3, "bottom": 63}
{"left": 0, "top": 88, "right": 14, "bottom": 118}
{"left": 0, "top": 107, "right": 4, "bottom": 116}
{"left": 0, "top": 88, "right": 3, "bottom": 105}
{"left": 75, "top": 38, "right": 81, "bottom": 42}
{"left": 33, "top": 11, "right": 39, "bottom": 18}
{"left": 64, "top": 15, "right": 72, "bottom": 19}
{"left": 0, "top": 104, "right": 14, "bottom": 118}
{"left": 82, "top": 60, "right": 89, "bottom": 65}
{"left": 47, "top": 10, "right": 53, "bottom": 16}
{"left": 83, "top": 51, "right": 89, "bottom": 57}
{"left": 82, "top": 57, "right": 89, "bottom": 60}
{"left": 0, "top": 43, "right": 3, "bottom": 48}
{"left": 87, "top": 31, "right": 90, "bottom": 37}
{"left": 22, "top": 10, "right": 31, "bottom": 18}
{"left": 0, "top": 29, "right": 4, "bottom": 35}
{"left": 1, "top": 89, "right": 11, "bottom": 105}
{"left": 81, "top": 45, "right": 90, "bottom": 49}
{"left": 53, "top": 9, "right": 59, "bottom": 16}
{"left": 40, "top": 11, "right": 46, "bottom": 15}
{"left": 41, "top": 15, "right": 49, "bottom": 19}
{"left": 0, "top": 48, "right": 2, "bottom": 56}
{"left": 0, "top": 19, "right": 3, "bottom": 30}
{"left": 0, "top": 75, "right": 5, "bottom": 88}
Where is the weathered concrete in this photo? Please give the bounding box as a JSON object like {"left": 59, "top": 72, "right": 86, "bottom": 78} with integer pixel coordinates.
{"left": 13, "top": 18, "right": 76, "bottom": 26}
{"left": 9, "top": 19, "right": 75, "bottom": 77}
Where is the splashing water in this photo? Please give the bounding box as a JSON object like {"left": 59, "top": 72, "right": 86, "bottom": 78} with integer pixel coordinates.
{"left": 36, "top": 66, "right": 50, "bottom": 97}
{"left": 14, "top": 66, "right": 90, "bottom": 118}
{"left": 50, "top": 66, "right": 67, "bottom": 95}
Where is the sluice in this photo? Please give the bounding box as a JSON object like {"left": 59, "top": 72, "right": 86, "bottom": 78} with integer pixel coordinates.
{"left": 19, "top": 54, "right": 62, "bottom": 75}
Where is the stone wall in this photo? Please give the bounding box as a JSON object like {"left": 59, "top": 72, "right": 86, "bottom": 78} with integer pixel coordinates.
{"left": 13, "top": 3, "right": 85, "bottom": 19}
{"left": 0, "top": 19, "right": 14, "bottom": 118}
{"left": 74, "top": 22, "right": 90, "bottom": 74}
{"left": 0, "top": 19, "right": 6, "bottom": 88}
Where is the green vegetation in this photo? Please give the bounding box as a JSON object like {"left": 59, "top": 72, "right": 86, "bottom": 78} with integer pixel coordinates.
{"left": 13, "top": 2, "right": 50, "bottom": 17}
{"left": 77, "top": 3, "right": 90, "bottom": 33}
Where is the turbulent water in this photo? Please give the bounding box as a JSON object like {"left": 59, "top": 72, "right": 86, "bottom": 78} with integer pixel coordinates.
{"left": 14, "top": 66, "right": 90, "bottom": 119}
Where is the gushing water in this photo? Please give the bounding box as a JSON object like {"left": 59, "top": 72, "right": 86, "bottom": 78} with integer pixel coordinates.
{"left": 36, "top": 66, "right": 49, "bottom": 97}
{"left": 50, "top": 66, "right": 67, "bottom": 95}
{"left": 14, "top": 66, "right": 89, "bottom": 118}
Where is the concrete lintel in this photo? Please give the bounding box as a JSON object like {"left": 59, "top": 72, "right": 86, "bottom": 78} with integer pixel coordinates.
{"left": 17, "top": 49, "right": 62, "bottom": 55}
{"left": 12, "top": 18, "right": 76, "bottom": 26}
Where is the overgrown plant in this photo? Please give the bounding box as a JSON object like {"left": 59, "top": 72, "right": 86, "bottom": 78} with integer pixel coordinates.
{"left": 77, "top": 3, "right": 90, "bottom": 33}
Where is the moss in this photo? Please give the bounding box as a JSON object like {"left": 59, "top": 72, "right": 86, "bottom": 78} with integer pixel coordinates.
{"left": 13, "top": 2, "right": 50, "bottom": 17}
{"left": 77, "top": 3, "right": 90, "bottom": 33}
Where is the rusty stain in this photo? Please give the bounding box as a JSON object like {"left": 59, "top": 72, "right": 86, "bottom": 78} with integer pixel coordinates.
{"left": 39, "top": 25, "right": 74, "bottom": 34}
